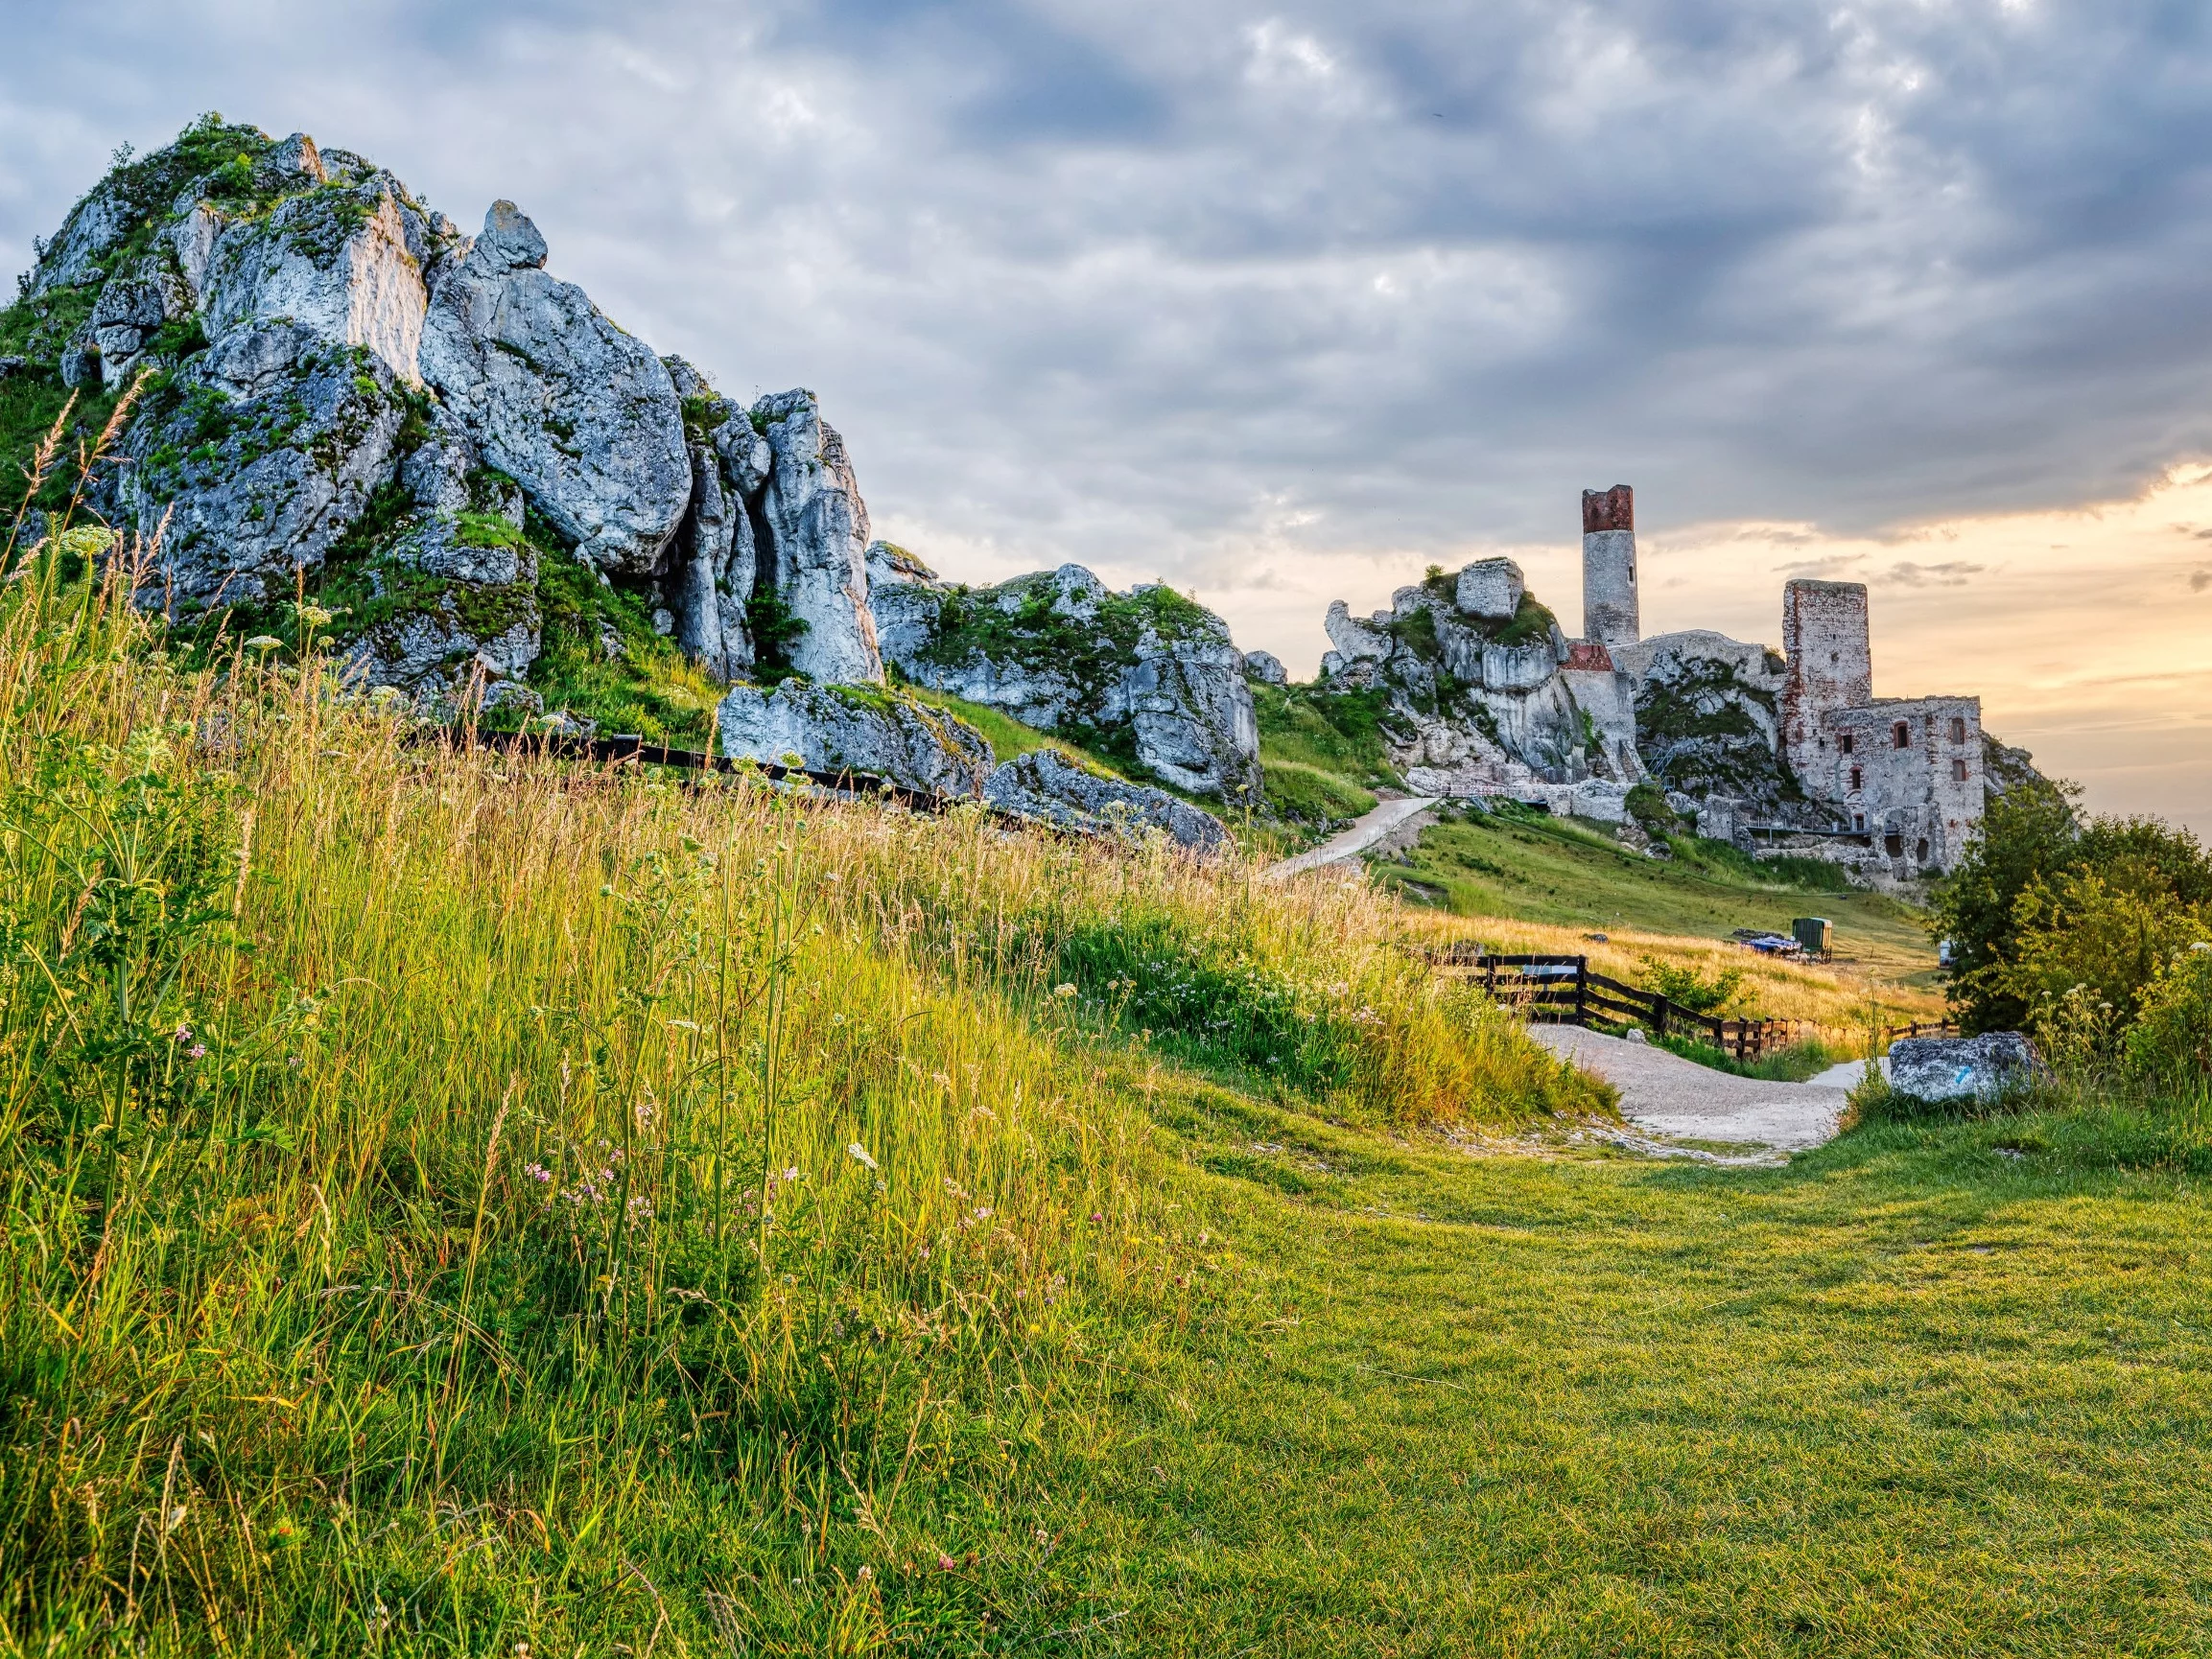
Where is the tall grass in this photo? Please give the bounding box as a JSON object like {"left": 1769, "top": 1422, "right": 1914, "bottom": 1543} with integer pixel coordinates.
{"left": 0, "top": 430, "right": 1596, "bottom": 1653}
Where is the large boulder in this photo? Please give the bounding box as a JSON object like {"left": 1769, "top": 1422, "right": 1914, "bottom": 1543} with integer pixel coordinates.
{"left": 982, "top": 749, "right": 1228, "bottom": 854}
{"left": 718, "top": 679, "right": 991, "bottom": 798}
{"left": 418, "top": 201, "right": 691, "bottom": 576}
{"left": 750, "top": 389, "right": 883, "bottom": 685}
{"left": 1888, "top": 1033, "right": 2051, "bottom": 1105}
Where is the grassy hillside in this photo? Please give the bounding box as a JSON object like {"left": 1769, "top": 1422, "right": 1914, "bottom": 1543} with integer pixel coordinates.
{"left": 1378, "top": 801, "right": 1943, "bottom": 990}
{"left": 9, "top": 464, "right": 2209, "bottom": 1653}
{"left": 0, "top": 506, "right": 1599, "bottom": 1655}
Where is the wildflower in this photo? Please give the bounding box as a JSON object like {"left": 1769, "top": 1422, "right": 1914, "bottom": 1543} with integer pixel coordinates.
{"left": 244, "top": 636, "right": 283, "bottom": 653}
{"left": 857, "top": 1565, "right": 872, "bottom": 1581}
{"left": 1053, "top": 983, "right": 1077, "bottom": 998}
{"left": 174, "top": 1023, "right": 193, "bottom": 1042}
{"left": 847, "top": 1142, "right": 879, "bottom": 1172}
{"left": 524, "top": 1163, "right": 551, "bottom": 1183}
{"left": 783, "top": 1166, "right": 801, "bottom": 1182}
{"left": 186, "top": 1043, "right": 206, "bottom": 1061}
{"left": 937, "top": 1553, "right": 956, "bottom": 1572}
{"left": 287, "top": 1055, "right": 302, "bottom": 1068}
{"left": 973, "top": 1205, "right": 992, "bottom": 1221}
{"left": 1089, "top": 1212, "right": 1103, "bottom": 1223}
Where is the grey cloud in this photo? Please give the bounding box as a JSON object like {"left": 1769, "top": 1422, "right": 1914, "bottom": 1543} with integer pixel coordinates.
{"left": 1880, "top": 560, "right": 1988, "bottom": 588}
{"left": 6, "top": 0, "right": 2212, "bottom": 589}
{"left": 2193, "top": 568, "right": 2212, "bottom": 593}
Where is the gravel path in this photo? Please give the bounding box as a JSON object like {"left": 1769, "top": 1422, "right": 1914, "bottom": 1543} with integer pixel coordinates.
{"left": 1265, "top": 796, "right": 1439, "bottom": 880}
{"left": 1529, "top": 1025, "right": 1852, "bottom": 1161}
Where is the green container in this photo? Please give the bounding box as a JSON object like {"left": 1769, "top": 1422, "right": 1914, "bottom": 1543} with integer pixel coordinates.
{"left": 1792, "top": 917, "right": 1833, "bottom": 957}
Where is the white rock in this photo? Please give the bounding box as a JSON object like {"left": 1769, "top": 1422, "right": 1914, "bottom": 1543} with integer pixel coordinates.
{"left": 718, "top": 680, "right": 990, "bottom": 797}
{"left": 1324, "top": 599, "right": 1393, "bottom": 664}
{"left": 982, "top": 749, "right": 1228, "bottom": 853}
{"left": 419, "top": 201, "right": 691, "bottom": 577}
{"left": 1888, "top": 1034, "right": 2050, "bottom": 1104}
{"left": 200, "top": 183, "right": 430, "bottom": 384}
{"left": 751, "top": 389, "right": 884, "bottom": 685}
{"left": 1243, "top": 650, "right": 1288, "bottom": 686}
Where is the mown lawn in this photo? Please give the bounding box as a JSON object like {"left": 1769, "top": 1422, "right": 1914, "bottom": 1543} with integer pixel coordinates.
{"left": 1038, "top": 1077, "right": 2212, "bottom": 1654}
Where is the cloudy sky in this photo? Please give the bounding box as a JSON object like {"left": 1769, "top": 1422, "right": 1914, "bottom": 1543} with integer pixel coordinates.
{"left": 6, "top": 0, "right": 2211, "bottom": 827}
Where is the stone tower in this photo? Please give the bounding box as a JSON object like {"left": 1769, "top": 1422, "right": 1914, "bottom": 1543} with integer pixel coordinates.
{"left": 1781, "top": 578, "right": 1872, "bottom": 785}
{"left": 1581, "top": 485, "right": 1639, "bottom": 647}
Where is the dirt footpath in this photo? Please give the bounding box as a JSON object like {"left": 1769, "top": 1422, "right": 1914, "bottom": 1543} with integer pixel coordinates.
{"left": 1264, "top": 795, "right": 1439, "bottom": 879}
{"left": 1529, "top": 1025, "right": 1852, "bottom": 1161}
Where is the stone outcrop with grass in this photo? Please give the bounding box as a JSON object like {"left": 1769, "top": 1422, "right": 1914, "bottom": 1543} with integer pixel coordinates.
{"left": 868, "top": 547, "right": 1260, "bottom": 803}
{"left": 717, "top": 677, "right": 993, "bottom": 798}
{"left": 1297, "top": 559, "right": 1645, "bottom": 819}
{"left": 3, "top": 116, "right": 900, "bottom": 736}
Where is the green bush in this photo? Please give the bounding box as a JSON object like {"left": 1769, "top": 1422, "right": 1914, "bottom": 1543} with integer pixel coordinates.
{"left": 1637, "top": 954, "right": 1750, "bottom": 1016}
{"left": 2126, "top": 945, "right": 2212, "bottom": 1083}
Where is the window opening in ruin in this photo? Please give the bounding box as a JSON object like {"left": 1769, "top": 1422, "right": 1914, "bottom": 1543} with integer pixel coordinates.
{"left": 1884, "top": 832, "right": 1904, "bottom": 858}
{"left": 1952, "top": 759, "right": 1968, "bottom": 782}
{"left": 1916, "top": 837, "right": 1930, "bottom": 863}
{"left": 1853, "top": 813, "right": 1867, "bottom": 831}
{"left": 1949, "top": 717, "right": 1965, "bottom": 743}
{"left": 1839, "top": 733, "right": 1853, "bottom": 755}
{"left": 1848, "top": 766, "right": 1862, "bottom": 791}
{"left": 1892, "top": 722, "right": 1910, "bottom": 748}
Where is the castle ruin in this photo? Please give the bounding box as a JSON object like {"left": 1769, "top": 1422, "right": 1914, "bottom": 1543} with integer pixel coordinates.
{"left": 1572, "top": 488, "right": 1989, "bottom": 875}
{"left": 1306, "top": 483, "right": 2012, "bottom": 880}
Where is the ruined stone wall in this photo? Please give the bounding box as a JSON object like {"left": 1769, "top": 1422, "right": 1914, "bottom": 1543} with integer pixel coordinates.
{"left": 1781, "top": 579, "right": 1872, "bottom": 786}
{"left": 1581, "top": 485, "right": 1640, "bottom": 647}
{"left": 1819, "top": 695, "right": 1983, "bottom": 873}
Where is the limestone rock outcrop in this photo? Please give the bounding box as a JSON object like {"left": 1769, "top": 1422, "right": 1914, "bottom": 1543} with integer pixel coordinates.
{"left": 751, "top": 390, "right": 882, "bottom": 685}
{"left": 122, "top": 320, "right": 407, "bottom": 606}
{"left": 1309, "top": 563, "right": 1644, "bottom": 800}
{"left": 982, "top": 749, "right": 1228, "bottom": 853}
{"left": 872, "top": 560, "right": 1260, "bottom": 803}
{"left": 12, "top": 117, "right": 902, "bottom": 720}
{"left": 718, "top": 680, "right": 992, "bottom": 799}
{"left": 418, "top": 201, "right": 691, "bottom": 577}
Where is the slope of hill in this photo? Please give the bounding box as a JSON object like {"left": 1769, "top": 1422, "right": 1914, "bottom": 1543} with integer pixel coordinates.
{"left": 1375, "top": 801, "right": 1944, "bottom": 989}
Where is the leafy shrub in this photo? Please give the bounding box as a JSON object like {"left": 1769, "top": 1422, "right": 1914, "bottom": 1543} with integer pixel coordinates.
{"left": 1637, "top": 953, "right": 1750, "bottom": 1015}
{"left": 1999, "top": 865, "right": 2209, "bottom": 1057}
{"left": 2126, "top": 945, "right": 2212, "bottom": 1083}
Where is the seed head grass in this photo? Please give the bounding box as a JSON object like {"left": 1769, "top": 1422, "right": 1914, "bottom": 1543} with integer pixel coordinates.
{"left": 0, "top": 448, "right": 1600, "bottom": 1653}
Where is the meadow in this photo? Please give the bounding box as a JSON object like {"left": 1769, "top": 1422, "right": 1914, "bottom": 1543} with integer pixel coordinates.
{"left": 6, "top": 422, "right": 2209, "bottom": 1655}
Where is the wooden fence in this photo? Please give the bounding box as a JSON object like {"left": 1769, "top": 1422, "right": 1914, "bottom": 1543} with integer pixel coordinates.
{"left": 1421, "top": 946, "right": 1805, "bottom": 1063}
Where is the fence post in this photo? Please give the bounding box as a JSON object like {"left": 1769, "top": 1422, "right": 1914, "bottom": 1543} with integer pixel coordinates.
{"left": 1653, "top": 995, "right": 1669, "bottom": 1039}
{"left": 1574, "top": 957, "right": 1588, "bottom": 1027}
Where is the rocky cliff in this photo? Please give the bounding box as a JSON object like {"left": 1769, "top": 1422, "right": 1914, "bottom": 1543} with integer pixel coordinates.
{"left": 1299, "top": 558, "right": 1648, "bottom": 819}
{"left": 4, "top": 117, "right": 884, "bottom": 736}
{"left": 869, "top": 547, "right": 1262, "bottom": 803}
{"left": 2, "top": 117, "right": 1239, "bottom": 851}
